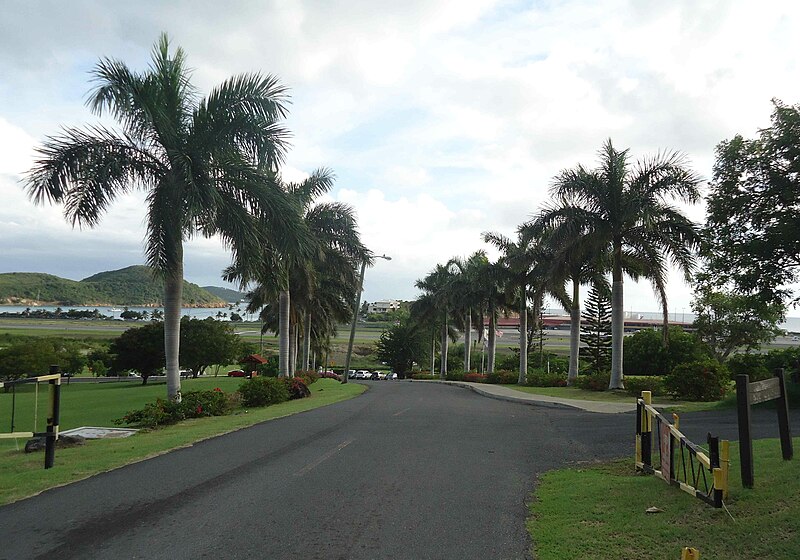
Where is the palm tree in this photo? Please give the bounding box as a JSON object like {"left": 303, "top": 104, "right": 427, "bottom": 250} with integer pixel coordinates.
{"left": 25, "top": 34, "right": 300, "bottom": 400}
{"left": 448, "top": 251, "right": 489, "bottom": 373}
{"left": 522, "top": 217, "right": 609, "bottom": 385}
{"left": 536, "top": 139, "right": 701, "bottom": 389}
{"left": 414, "top": 264, "right": 458, "bottom": 379}
{"left": 228, "top": 169, "right": 366, "bottom": 377}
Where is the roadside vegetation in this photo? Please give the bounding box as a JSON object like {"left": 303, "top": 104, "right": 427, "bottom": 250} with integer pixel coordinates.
{"left": 528, "top": 437, "right": 800, "bottom": 560}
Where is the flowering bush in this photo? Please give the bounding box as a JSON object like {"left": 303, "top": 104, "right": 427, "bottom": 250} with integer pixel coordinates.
{"left": 284, "top": 377, "right": 311, "bottom": 399}
{"left": 573, "top": 372, "right": 611, "bottom": 391}
{"left": 487, "top": 370, "right": 521, "bottom": 384}
{"left": 526, "top": 369, "right": 568, "bottom": 387}
{"left": 115, "top": 389, "right": 230, "bottom": 428}
{"left": 463, "top": 372, "right": 487, "bottom": 383}
{"left": 295, "top": 370, "right": 319, "bottom": 385}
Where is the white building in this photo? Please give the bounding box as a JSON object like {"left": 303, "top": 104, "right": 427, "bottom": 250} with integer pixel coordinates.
{"left": 368, "top": 300, "right": 401, "bottom": 314}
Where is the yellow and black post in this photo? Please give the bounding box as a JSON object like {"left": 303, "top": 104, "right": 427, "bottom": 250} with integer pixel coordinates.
{"left": 641, "top": 391, "right": 652, "bottom": 469}
{"left": 44, "top": 365, "right": 62, "bottom": 469}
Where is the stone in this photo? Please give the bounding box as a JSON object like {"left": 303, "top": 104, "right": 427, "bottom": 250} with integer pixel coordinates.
{"left": 24, "top": 434, "right": 86, "bottom": 453}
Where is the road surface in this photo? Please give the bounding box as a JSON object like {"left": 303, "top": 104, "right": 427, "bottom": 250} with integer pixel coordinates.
{"left": 1, "top": 381, "right": 796, "bottom": 559}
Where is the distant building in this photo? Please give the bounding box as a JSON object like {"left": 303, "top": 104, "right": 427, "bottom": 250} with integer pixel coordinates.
{"left": 368, "top": 300, "right": 401, "bottom": 314}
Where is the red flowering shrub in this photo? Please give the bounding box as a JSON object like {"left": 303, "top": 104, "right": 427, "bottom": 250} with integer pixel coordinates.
{"left": 115, "top": 389, "right": 230, "bottom": 428}
{"left": 284, "top": 377, "right": 311, "bottom": 399}
{"left": 463, "top": 372, "right": 487, "bottom": 383}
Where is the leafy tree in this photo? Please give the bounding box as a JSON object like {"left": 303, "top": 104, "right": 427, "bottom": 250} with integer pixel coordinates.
{"left": 111, "top": 318, "right": 245, "bottom": 382}
{"left": 25, "top": 34, "right": 301, "bottom": 401}
{"left": 623, "top": 326, "right": 708, "bottom": 376}
{"left": 0, "top": 339, "right": 86, "bottom": 382}
{"left": 376, "top": 319, "right": 426, "bottom": 378}
{"left": 691, "top": 277, "right": 783, "bottom": 361}
{"left": 110, "top": 323, "right": 165, "bottom": 384}
{"left": 579, "top": 286, "right": 612, "bottom": 375}
{"left": 179, "top": 318, "right": 244, "bottom": 377}
{"left": 229, "top": 312, "right": 243, "bottom": 322}
{"left": 705, "top": 99, "right": 800, "bottom": 307}
{"left": 534, "top": 139, "right": 702, "bottom": 389}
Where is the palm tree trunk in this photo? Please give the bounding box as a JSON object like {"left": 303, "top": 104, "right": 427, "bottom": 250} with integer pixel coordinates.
{"left": 464, "top": 309, "right": 472, "bottom": 372}
{"left": 488, "top": 306, "right": 496, "bottom": 374}
{"left": 430, "top": 332, "right": 436, "bottom": 375}
{"left": 440, "top": 314, "right": 449, "bottom": 380}
{"left": 518, "top": 286, "right": 527, "bottom": 385}
{"left": 609, "top": 250, "right": 625, "bottom": 389}
{"left": 164, "top": 258, "right": 183, "bottom": 401}
{"left": 302, "top": 312, "right": 312, "bottom": 372}
{"left": 279, "top": 289, "right": 290, "bottom": 377}
{"left": 568, "top": 278, "right": 580, "bottom": 385}
{"left": 290, "top": 321, "right": 298, "bottom": 377}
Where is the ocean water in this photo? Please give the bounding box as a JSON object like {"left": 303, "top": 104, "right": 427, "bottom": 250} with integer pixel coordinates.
{"left": 0, "top": 305, "right": 251, "bottom": 321}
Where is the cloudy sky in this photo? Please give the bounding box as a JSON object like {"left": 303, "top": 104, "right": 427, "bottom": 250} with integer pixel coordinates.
{"left": 1, "top": 0, "right": 798, "bottom": 313}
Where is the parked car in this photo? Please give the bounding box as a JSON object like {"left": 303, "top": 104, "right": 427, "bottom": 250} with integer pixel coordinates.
{"left": 347, "top": 370, "right": 356, "bottom": 379}
{"left": 227, "top": 369, "right": 246, "bottom": 377}
{"left": 386, "top": 373, "right": 398, "bottom": 380}
{"left": 355, "top": 370, "right": 370, "bottom": 379}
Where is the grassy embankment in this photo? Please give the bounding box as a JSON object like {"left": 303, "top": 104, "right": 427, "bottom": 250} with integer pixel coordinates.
{"left": 0, "top": 377, "right": 365, "bottom": 505}
{"left": 529, "top": 437, "right": 800, "bottom": 559}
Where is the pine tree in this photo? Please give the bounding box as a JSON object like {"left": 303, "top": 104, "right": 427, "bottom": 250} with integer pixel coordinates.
{"left": 580, "top": 285, "right": 612, "bottom": 374}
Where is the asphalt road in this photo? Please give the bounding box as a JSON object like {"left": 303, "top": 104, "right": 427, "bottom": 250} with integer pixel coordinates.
{"left": 1, "top": 382, "right": 797, "bottom": 560}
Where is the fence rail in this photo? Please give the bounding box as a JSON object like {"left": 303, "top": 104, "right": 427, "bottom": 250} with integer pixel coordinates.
{"left": 635, "top": 391, "right": 729, "bottom": 508}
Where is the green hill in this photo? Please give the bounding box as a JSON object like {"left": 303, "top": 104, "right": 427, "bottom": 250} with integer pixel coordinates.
{"left": 0, "top": 266, "right": 225, "bottom": 307}
{"left": 202, "top": 286, "right": 245, "bottom": 303}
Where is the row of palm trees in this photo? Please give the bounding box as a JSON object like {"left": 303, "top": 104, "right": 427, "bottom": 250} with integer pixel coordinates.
{"left": 25, "top": 35, "right": 368, "bottom": 400}
{"left": 413, "top": 140, "right": 702, "bottom": 389}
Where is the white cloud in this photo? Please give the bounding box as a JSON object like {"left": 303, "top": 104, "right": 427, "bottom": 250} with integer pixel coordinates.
{"left": 1, "top": 0, "right": 799, "bottom": 312}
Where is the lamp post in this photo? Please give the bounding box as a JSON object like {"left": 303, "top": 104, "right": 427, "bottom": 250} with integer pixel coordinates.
{"left": 342, "top": 253, "right": 391, "bottom": 383}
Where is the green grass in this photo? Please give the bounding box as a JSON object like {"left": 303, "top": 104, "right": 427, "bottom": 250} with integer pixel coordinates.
{"left": 0, "top": 378, "right": 365, "bottom": 504}
{"left": 529, "top": 437, "right": 800, "bottom": 559}
{"left": 507, "top": 385, "right": 742, "bottom": 412}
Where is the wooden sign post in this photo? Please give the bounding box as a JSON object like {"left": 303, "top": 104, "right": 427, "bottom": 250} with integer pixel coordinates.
{"left": 736, "top": 369, "right": 793, "bottom": 488}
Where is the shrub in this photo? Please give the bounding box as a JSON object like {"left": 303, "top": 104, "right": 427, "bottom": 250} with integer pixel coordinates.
{"left": 624, "top": 327, "right": 709, "bottom": 376}
{"left": 526, "top": 369, "right": 567, "bottom": 387}
{"left": 623, "top": 376, "right": 666, "bottom": 397}
{"left": 664, "top": 359, "right": 729, "bottom": 401}
{"left": 463, "top": 372, "right": 487, "bottom": 383}
{"left": 295, "top": 370, "right": 319, "bottom": 385}
{"left": 284, "top": 377, "right": 311, "bottom": 399}
{"left": 238, "top": 376, "right": 290, "bottom": 407}
{"left": 726, "top": 353, "right": 771, "bottom": 381}
{"left": 486, "top": 370, "right": 519, "bottom": 385}
{"left": 115, "top": 388, "right": 230, "bottom": 428}
{"left": 412, "top": 373, "right": 438, "bottom": 380}
{"left": 445, "top": 371, "right": 465, "bottom": 381}
{"left": 573, "top": 372, "right": 611, "bottom": 391}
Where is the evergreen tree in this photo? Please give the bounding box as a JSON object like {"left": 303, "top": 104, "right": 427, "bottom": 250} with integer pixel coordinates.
{"left": 580, "top": 286, "right": 612, "bottom": 374}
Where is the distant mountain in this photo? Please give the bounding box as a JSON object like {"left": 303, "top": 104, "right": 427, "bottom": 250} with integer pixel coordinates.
{"left": 202, "top": 286, "right": 246, "bottom": 303}
{"left": 0, "top": 266, "right": 225, "bottom": 307}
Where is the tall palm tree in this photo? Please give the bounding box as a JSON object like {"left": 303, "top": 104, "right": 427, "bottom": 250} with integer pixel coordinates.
{"left": 536, "top": 139, "right": 701, "bottom": 389}
{"left": 414, "top": 264, "right": 458, "bottom": 379}
{"left": 228, "top": 169, "right": 366, "bottom": 377}
{"left": 522, "top": 217, "right": 609, "bottom": 385}
{"left": 25, "top": 34, "right": 300, "bottom": 400}
{"left": 448, "top": 251, "right": 489, "bottom": 373}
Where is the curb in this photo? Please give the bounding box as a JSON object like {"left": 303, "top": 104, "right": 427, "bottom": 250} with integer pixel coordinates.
{"left": 411, "top": 379, "right": 635, "bottom": 414}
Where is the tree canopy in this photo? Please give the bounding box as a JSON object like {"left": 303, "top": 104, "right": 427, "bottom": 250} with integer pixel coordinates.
{"left": 705, "top": 98, "right": 800, "bottom": 306}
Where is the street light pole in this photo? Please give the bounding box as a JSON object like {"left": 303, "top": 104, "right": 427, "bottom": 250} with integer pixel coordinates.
{"left": 342, "top": 254, "right": 391, "bottom": 383}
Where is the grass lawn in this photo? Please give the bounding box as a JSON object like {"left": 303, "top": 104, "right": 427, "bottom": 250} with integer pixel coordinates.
{"left": 0, "top": 378, "right": 365, "bottom": 505}
{"left": 529, "top": 437, "right": 800, "bottom": 559}
{"left": 507, "top": 385, "right": 738, "bottom": 412}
